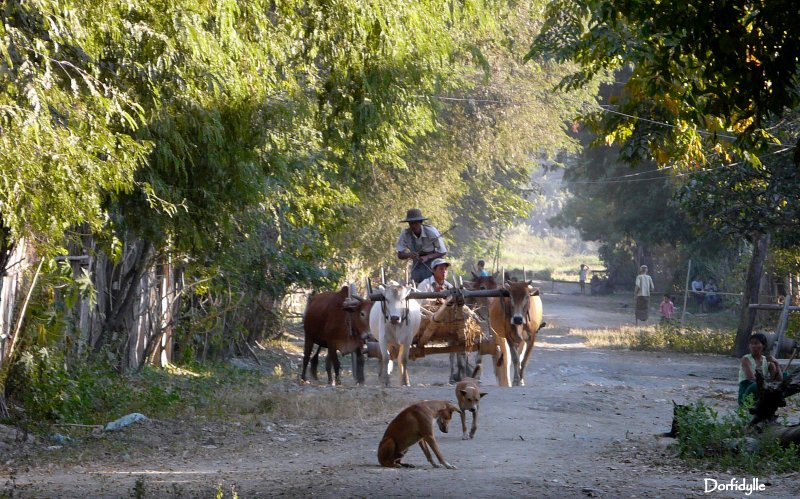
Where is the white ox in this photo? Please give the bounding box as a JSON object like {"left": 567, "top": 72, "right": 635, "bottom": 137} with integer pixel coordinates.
{"left": 369, "top": 281, "right": 421, "bottom": 387}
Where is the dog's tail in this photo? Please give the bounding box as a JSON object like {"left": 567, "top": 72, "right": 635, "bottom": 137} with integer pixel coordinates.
{"left": 470, "top": 363, "right": 482, "bottom": 379}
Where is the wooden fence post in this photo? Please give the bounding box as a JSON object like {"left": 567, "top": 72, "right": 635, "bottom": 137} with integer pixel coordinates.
{"left": 680, "top": 259, "right": 691, "bottom": 334}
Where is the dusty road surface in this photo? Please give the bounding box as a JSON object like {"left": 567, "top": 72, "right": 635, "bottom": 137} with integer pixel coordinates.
{"left": 3, "top": 292, "right": 800, "bottom": 498}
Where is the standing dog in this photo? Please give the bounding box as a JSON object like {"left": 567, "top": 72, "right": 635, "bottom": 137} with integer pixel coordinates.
{"left": 377, "top": 400, "right": 461, "bottom": 469}
{"left": 455, "top": 365, "right": 487, "bottom": 439}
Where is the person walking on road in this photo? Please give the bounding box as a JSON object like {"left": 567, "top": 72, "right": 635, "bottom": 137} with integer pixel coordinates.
{"left": 579, "top": 264, "right": 589, "bottom": 295}
{"left": 634, "top": 265, "right": 654, "bottom": 323}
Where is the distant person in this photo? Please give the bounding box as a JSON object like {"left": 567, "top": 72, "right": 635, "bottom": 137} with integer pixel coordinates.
{"left": 396, "top": 208, "right": 447, "bottom": 285}
{"left": 659, "top": 294, "right": 675, "bottom": 322}
{"left": 579, "top": 264, "right": 589, "bottom": 295}
{"left": 704, "top": 278, "right": 720, "bottom": 312}
{"left": 589, "top": 274, "right": 600, "bottom": 295}
{"left": 690, "top": 276, "right": 705, "bottom": 309}
{"left": 476, "top": 259, "right": 490, "bottom": 277}
{"left": 738, "top": 333, "right": 781, "bottom": 406}
{"left": 634, "top": 265, "right": 654, "bottom": 323}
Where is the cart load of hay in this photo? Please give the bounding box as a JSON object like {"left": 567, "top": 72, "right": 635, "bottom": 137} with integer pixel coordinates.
{"left": 410, "top": 298, "right": 484, "bottom": 360}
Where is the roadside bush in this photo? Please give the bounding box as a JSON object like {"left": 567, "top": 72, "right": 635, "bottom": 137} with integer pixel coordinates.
{"left": 6, "top": 348, "right": 183, "bottom": 426}
{"left": 579, "top": 322, "right": 734, "bottom": 354}
{"left": 633, "top": 322, "right": 734, "bottom": 354}
{"left": 676, "top": 400, "right": 800, "bottom": 473}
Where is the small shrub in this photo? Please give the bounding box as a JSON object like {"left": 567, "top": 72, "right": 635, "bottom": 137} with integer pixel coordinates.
{"left": 131, "top": 476, "right": 147, "bottom": 499}
{"left": 531, "top": 268, "right": 553, "bottom": 281}
{"left": 675, "top": 400, "right": 800, "bottom": 473}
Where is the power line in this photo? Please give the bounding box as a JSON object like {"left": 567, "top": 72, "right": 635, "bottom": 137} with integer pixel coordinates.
{"left": 563, "top": 147, "right": 793, "bottom": 185}
{"left": 412, "top": 94, "right": 794, "bottom": 150}
{"left": 597, "top": 105, "right": 784, "bottom": 146}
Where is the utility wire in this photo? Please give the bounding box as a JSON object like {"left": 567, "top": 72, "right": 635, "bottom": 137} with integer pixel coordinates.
{"left": 564, "top": 147, "right": 793, "bottom": 185}
{"left": 412, "top": 94, "right": 794, "bottom": 150}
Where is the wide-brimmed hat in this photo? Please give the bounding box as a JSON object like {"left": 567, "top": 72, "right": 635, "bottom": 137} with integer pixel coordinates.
{"left": 399, "top": 208, "right": 428, "bottom": 223}
{"left": 430, "top": 258, "right": 450, "bottom": 269}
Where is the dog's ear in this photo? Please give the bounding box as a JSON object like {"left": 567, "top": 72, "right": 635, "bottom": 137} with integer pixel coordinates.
{"left": 459, "top": 389, "right": 468, "bottom": 397}
{"left": 479, "top": 392, "right": 487, "bottom": 398}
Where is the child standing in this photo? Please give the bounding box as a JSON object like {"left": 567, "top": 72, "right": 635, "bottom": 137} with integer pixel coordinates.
{"left": 659, "top": 294, "right": 675, "bottom": 322}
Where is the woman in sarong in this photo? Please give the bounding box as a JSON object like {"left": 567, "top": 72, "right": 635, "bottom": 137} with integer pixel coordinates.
{"left": 634, "top": 265, "right": 654, "bottom": 323}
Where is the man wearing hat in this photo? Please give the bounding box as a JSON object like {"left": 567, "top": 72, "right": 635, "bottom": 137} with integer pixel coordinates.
{"left": 415, "top": 258, "right": 471, "bottom": 384}
{"left": 396, "top": 208, "right": 447, "bottom": 285}
{"left": 417, "top": 258, "right": 453, "bottom": 295}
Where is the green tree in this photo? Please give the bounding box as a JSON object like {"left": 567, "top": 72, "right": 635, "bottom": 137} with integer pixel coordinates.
{"left": 531, "top": 0, "right": 800, "bottom": 355}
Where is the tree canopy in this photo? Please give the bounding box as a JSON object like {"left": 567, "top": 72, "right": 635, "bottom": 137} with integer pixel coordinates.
{"left": 0, "top": 0, "right": 601, "bottom": 370}
{"left": 530, "top": 0, "right": 800, "bottom": 355}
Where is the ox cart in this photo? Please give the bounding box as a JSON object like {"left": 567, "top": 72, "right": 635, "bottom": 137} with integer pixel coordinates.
{"left": 365, "top": 284, "right": 505, "bottom": 361}
{"left": 363, "top": 274, "right": 544, "bottom": 387}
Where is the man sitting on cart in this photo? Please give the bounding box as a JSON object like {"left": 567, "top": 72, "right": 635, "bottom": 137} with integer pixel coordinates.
{"left": 417, "top": 258, "right": 453, "bottom": 296}
{"left": 396, "top": 208, "right": 447, "bottom": 285}
{"left": 417, "top": 258, "right": 471, "bottom": 384}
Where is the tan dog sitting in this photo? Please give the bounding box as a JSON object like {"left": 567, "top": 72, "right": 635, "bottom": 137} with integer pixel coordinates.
{"left": 455, "top": 364, "right": 487, "bottom": 439}
{"left": 378, "top": 400, "right": 461, "bottom": 469}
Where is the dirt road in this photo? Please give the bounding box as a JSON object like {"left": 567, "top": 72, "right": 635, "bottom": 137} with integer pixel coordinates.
{"left": 3, "top": 293, "right": 799, "bottom": 498}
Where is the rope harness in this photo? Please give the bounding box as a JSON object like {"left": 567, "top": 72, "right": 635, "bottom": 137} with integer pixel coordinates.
{"left": 345, "top": 309, "right": 361, "bottom": 338}
{"left": 380, "top": 295, "right": 410, "bottom": 325}
{"left": 501, "top": 291, "right": 530, "bottom": 326}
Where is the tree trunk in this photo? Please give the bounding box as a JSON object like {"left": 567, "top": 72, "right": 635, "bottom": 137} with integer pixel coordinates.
{"left": 146, "top": 260, "right": 178, "bottom": 368}
{"left": 734, "top": 232, "right": 771, "bottom": 357}
{"left": 90, "top": 238, "right": 155, "bottom": 371}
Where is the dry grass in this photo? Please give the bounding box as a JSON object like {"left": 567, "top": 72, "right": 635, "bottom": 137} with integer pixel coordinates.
{"left": 204, "top": 381, "right": 411, "bottom": 423}
{"left": 261, "top": 336, "right": 304, "bottom": 355}
{"left": 570, "top": 325, "right": 644, "bottom": 349}
{"left": 266, "top": 389, "right": 410, "bottom": 422}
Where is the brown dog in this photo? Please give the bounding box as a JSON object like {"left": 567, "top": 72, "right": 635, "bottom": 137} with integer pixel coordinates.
{"left": 377, "top": 400, "right": 461, "bottom": 469}
{"left": 455, "top": 364, "right": 487, "bottom": 439}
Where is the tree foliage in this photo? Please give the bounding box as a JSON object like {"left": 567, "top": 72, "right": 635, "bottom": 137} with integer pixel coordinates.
{"left": 530, "top": 0, "right": 800, "bottom": 354}
{"left": 0, "top": 0, "right": 604, "bottom": 369}
{"left": 0, "top": 0, "right": 150, "bottom": 256}
{"left": 531, "top": 0, "right": 800, "bottom": 164}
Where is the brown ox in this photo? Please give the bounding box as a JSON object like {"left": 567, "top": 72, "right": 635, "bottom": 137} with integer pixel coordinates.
{"left": 487, "top": 280, "right": 544, "bottom": 387}
{"left": 463, "top": 273, "right": 500, "bottom": 379}
{"left": 301, "top": 287, "right": 373, "bottom": 386}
